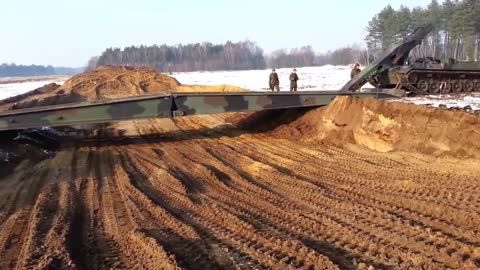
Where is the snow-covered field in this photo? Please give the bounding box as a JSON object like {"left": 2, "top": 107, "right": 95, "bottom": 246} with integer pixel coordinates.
{"left": 1, "top": 65, "right": 479, "bottom": 111}
{"left": 172, "top": 66, "right": 354, "bottom": 91}
{"left": 402, "top": 94, "right": 480, "bottom": 111}
{"left": 0, "top": 79, "right": 66, "bottom": 100}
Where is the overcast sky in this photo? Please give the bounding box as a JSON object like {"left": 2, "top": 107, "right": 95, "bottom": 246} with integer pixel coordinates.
{"left": 1, "top": 0, "right": 432, "bottom": 67}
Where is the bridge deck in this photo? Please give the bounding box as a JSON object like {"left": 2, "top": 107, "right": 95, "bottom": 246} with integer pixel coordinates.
{"left": 0, "top": 90, "right": 402, "bottom": 131}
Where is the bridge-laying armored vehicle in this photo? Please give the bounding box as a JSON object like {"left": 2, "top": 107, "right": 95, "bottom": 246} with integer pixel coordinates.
{"left": 372, "top": 57, "right": 480, "bottom": 94}
{"left": 342, "top": 24, "right": 480, "bottom": 94}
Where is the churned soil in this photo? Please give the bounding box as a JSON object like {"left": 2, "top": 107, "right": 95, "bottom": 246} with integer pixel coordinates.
{"left": 0, "top": 68, "right": 479, "bottom": 269}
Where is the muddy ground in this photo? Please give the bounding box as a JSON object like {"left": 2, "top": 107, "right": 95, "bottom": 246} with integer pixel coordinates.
{"left": 0, "top": 67, "right": 480, "bottom": 269}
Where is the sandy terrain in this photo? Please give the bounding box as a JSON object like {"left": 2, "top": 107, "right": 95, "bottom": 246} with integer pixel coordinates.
{"left": 0, "top": 67, "right": 479, "bottom": 269}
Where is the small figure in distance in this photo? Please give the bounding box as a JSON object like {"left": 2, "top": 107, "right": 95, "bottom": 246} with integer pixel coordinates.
{"left": 350, "top": 63, "right": 361, "bottom": 79}
{"left": 269, "top": 69, "right": 280, "bottom": 91}
{"left": 289, "top": 68, "right": 299, "bottom": 92}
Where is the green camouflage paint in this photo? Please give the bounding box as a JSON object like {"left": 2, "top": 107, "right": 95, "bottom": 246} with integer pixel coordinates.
{"left": 0, "top": 90, "right": 403, "bottom": 131}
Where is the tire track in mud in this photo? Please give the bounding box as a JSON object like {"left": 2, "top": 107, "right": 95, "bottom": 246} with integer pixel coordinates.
{"left": 92, "top": 149, "right": 134, "bottom": 269}
{"left": 211, "top": 135, "right": 480, "bottom": 268}
{"left": 118, "top": 153, "right": 227, "bottom": 269}
{"left": 133, "top": 116, "right": 480, "bottom": 269}
{"left": 0, "top": 165, "right": 51, "bottom": 269}
{"left": 120, "top": 148, "right": 339, "bottom": 269}
{"left": 127, "top": 120, "right": 341, "bottom": 269}
{"left": 189, "top": 142, "right": 394, "bottom": 268}
{"left": 127, "top": 120, "right": 356, "bottom": 268}
{"left": 67, "top": 146, "right": 104, "bottom": 270}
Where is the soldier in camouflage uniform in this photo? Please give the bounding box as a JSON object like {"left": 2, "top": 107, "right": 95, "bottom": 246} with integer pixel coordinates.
{"left": 289, "top": 69, "right": 299, "bottom": 91}
{"left": 269, "top": 69, "right": 280, "bottom": 91}
{"left": 350, "top": 63, "right": 361, "bottom": 79}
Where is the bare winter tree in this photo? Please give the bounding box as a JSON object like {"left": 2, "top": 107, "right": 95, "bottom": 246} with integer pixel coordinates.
{"left": 90, "top": 41, "right": 266, "bottom": 72}
{"left": 85, "top": 56, "right": 100, "bottom": 72}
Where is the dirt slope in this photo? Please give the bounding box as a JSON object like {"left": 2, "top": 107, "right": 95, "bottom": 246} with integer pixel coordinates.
{"left": 0, "top": 66, "right": 245, "bottom": 111}
{"left": 273, "top": 96, "right": 480, "bottom": 159}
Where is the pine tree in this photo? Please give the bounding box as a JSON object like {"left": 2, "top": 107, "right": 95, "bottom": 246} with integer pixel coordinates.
{"left": 442, "top": 0, "right": 457, "bottom": 57}
{"left": 378, "top": 5, "right": 398, "bottom": 49}
{"left": 450, "top": 1, "right": 476, "bottom": 59}
{"left": 366, "top": 0, "right": 480, "bottom": 61}
{"left": 395, "top": 6, "right": 412, "bottom": 40}
{"left": 427, "top": 0, "right": 443, "bottom": 57}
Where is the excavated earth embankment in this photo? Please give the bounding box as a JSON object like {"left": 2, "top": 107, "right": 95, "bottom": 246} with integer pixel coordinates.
{"left": 272, "top": 96, "right": 480, "bottom": 159}
{"left": 0, "top": 66, "right": 479, "bottom": 270}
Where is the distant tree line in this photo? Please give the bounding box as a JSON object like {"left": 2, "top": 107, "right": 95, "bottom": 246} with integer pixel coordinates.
{"left": 89, "top": 41, "right": 267, "bottom": 72}
{"left": 266, "top": 45, "right": 368, "bottom": 68}
{"left": 89, "top": 41, "right": 369, "bottom": 72}
{"left": 267, "top": 46, "right": 316, "bottom": 68}
{"left": 366, "top": 0, "right": 480, "bottom": 61}
{"left": 314, "top": 45, "right": 369, "bottom": 66}
{"left": 0, "top": 63, "right": 80, "bottom": 77}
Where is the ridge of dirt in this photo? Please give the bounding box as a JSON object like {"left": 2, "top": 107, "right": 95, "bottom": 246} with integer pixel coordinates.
{"left": 270, "top": 96, "right": 480, "bottom": 159}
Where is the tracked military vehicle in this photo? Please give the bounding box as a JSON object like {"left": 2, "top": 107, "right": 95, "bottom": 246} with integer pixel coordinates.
{"left": 342, "top": 24, "right": 480, "bottom": 94}
{"left": 372, "top": 57, "right": 480, "bottom": 94}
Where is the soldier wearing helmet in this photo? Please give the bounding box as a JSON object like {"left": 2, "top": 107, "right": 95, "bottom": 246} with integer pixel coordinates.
{"left": 269, "top": 69, "right": 280, "bottom": 91}
{"left": 350, "top": 63, "right": 361, "bottom": 79}
{"left": 289, "top": 68, "right": 299, "bottom": 91}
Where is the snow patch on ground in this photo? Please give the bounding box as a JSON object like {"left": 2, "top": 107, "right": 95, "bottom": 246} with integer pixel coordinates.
{"left": 401, "top": 93, "right": 480, "bottom": 111}
{"left": 0, "top": 80, "right": 66, "bottom": 100}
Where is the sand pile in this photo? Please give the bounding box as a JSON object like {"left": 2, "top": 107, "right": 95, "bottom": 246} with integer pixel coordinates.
{"left": 272, "top": 96, "right": 480, "bottom": 159}
{"left": 0, "top": 66, "right": 245, "bottom": 111}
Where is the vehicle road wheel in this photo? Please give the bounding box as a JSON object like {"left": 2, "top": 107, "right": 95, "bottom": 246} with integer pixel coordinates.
{"left": 440, "top": 82, "right": 451, "bottom": 94}
{"left": 474, "top": 80, "right": 480, "bottom": 92}
{"left": 408, "top": 73, "right": 419, "bottom": 84}
{"left": 451, "top": 80, "right": 463, "bottom": 93}
{"left": 429, "top": 81, "right": 440, "bottom": 94}
{"left": 463, "top": 80, "right": 474, "bottom": 92}
{"left": 417, "top": 80, "right": 429, "bottom": 93}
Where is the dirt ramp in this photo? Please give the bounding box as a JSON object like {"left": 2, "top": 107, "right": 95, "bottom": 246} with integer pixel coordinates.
{"left": 274, "top": 96, "right": 480, "bottom": 159}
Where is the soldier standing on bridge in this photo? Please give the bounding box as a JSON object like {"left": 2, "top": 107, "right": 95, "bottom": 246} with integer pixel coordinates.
{"left": 289, "top": 68, "right": 299, "bottom": 91}
{"left": 269, "top": 69, "right": 280, "bottom": 91}
{"left": 350, "top": 63, "right": 361, "bottom": 79}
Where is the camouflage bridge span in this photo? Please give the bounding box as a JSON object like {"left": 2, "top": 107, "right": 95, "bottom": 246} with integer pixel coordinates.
{"left": 0, "top": 90, "right": 402, "bottom": 131}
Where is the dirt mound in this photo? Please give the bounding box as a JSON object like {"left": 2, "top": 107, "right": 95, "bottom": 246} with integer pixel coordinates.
{"left": 273, "top": 96, "right": 480, "bottom": 159}
{"left": 1, "top": 66, "right": 245, "bottom": 111}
